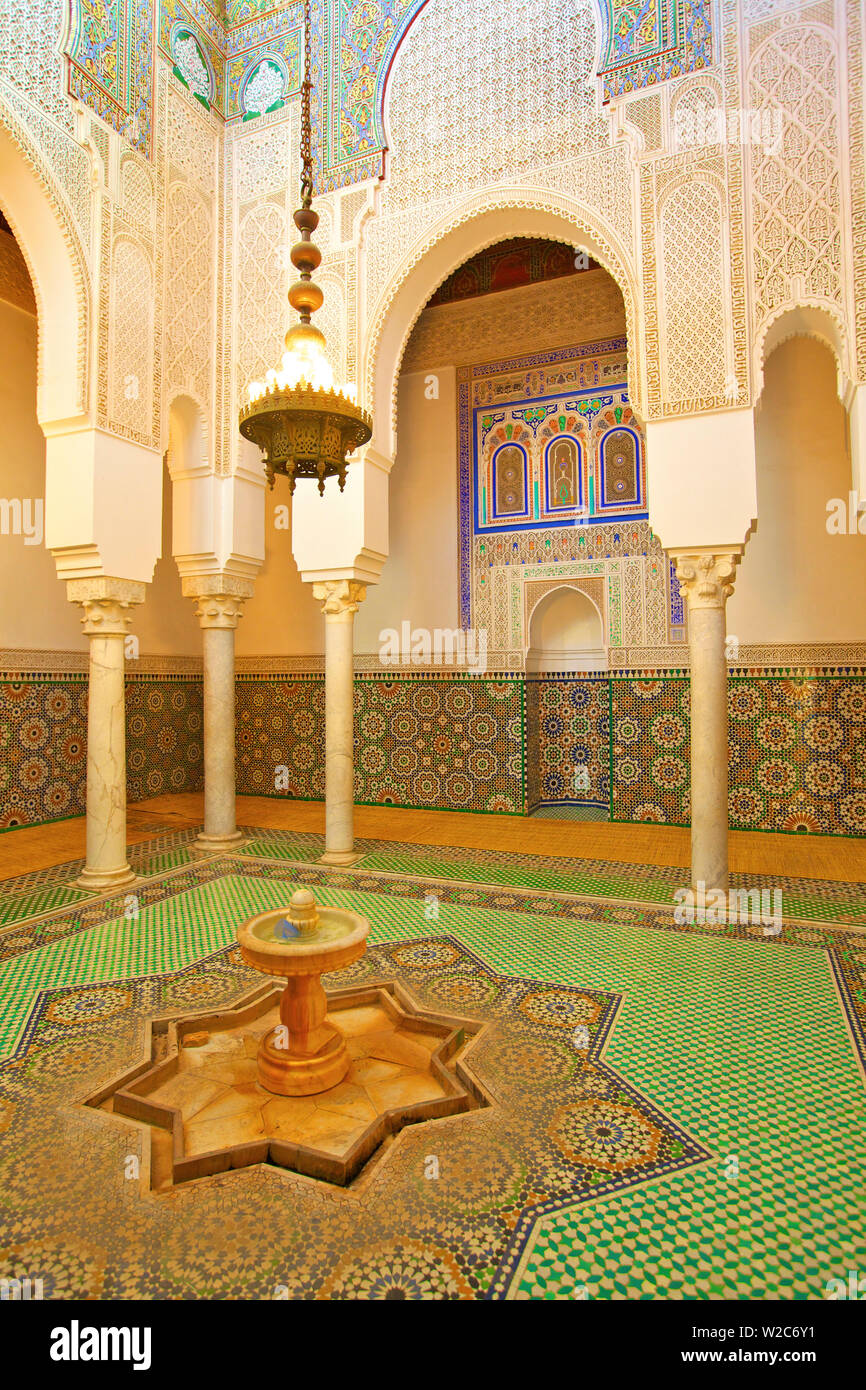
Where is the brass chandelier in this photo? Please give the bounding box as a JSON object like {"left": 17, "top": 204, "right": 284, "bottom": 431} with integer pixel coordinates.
{"left": 239, "top": 0, "right": 372, "bottom": 494}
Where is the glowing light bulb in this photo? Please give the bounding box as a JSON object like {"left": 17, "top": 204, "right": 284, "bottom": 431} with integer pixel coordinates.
{"left": 281, "top": 338, "right": 334, "bottom": 392}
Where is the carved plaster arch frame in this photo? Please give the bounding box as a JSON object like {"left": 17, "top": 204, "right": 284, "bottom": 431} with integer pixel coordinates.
{"left": 0, "top": 96, "right": 92, "bottom": 427}
{"left": 525, "top": 579, "right": 607, "bottom": 660}
{"left": 754, "top": 300, "right": 854, "bottom": 407}
{"left": 362, "top": 189, "right": 642, "bottom": 464}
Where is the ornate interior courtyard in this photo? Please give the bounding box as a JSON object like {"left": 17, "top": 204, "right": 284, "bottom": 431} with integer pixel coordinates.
{"left": 1, "top": 0, "right": 866, "bottom": 1321}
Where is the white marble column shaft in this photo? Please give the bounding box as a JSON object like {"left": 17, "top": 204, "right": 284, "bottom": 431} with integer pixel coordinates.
{"left": 68, "top": 581, "right": 144, "bottom": 891}
{"left": 313, "top": 580, "right": 366, "bottom": 866}
{"left": 672, "top": 549, "right": 743, "bottom": 894}
{"left": 188, "top": 589, "right": 249, "bottom": 853}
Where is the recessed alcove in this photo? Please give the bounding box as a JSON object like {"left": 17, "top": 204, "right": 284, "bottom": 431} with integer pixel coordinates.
{"left": 525, "top": 585, "right": 607, "bottom": 675}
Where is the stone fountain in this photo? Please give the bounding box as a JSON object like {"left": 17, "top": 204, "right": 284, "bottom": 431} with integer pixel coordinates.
{"left": 95, "top": 887, "right": 487, "bottom": 1188}
{"left": 237, "top": 888, "right": 369, "bottom": 1096}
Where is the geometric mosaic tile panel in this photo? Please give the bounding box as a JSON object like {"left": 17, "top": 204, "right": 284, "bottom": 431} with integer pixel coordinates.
{"left": 0, "top": 679, "right": 88, "bottom": 829}
{"left": 526, "top": 677, "right": 609, "bottom": 812}
{"left": 727, "top": 677, "right": 866, "bottom": 836}
{"left": 0, "top": 677, "right": 203, "bottom": 830}
{"left": 354, "top": 676, "right": 524, "bottom": 814}
{"left": 236, "top": 676, "right": 324, "bottom": 802}
{"left": 4, "top": 671, "right": 865, "bottom": 836}
{"left": 236, "top": 674, "right": 524, "bottom": 814}
{"left": 125, "top": 679, "right": 203, "bottom": 806}
{"left": 611, "top": 675, "right": 691, "bottom": 826}
{"left": 611, "top": 675, "right": 866, "bottom": 836}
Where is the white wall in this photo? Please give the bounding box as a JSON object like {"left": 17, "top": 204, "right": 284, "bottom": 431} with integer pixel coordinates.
{"left": 134, "top": 458, "right": 201, "bottom": 655}
{"left": 237, "top": 491, "right": 323, "bottom": 656}
{"left": 728, "top": 336, "right": 866, "bottom": 644}
{"left": 0, "top": 295, "right": 82, "bottom": 651}
{"left": 356, "top": 366, "right": 459, "bottom": 653}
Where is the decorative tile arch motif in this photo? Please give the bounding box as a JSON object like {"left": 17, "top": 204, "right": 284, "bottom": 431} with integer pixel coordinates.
{"left": 60, "top": 2, "right": 715, "bottom": 176}
{"left": 64, "top": 0, "right": 155, "bottom": 155}
{"left": 169, "top": 23, "right": 217, "bottom": 111}
{"left": 598, "top": 425, "right": 641, "bottom": 509}
{"left": 157, "top": 0, "right": 302, "bottom": 125}
{"left": 458, "top": 338, "right": 646, "bottom": 631}
{"left": 323, "top": 1, "right": 717, "bottom": 191}
{"left": 491, "top": 441, "right": 530, "bottom": 523}
{"left": 595, "top": 0, "right": 714, "bottom": 101}
{"left": 544, "top": 435, "right": 584, "bottom": 515}
{"left": 319, "top": 0, "right": 432, "bottom": 193}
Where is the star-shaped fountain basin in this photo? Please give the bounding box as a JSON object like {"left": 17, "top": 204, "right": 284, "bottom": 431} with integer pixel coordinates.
{"left": 93, "top": 979, "right": 487, "bottom": 1188}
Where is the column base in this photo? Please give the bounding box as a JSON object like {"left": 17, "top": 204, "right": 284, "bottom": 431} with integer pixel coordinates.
{"left": 73, "top": 864, "right": 139, "bottom": 893}
{"left": 319, "top": 850, "right": 363, "bottom": 867}
{"left": 191, "top": 830, "right": 247, "bottom": 854}
{"left": 691, "top": 878, "right": 730, "bottom": 899}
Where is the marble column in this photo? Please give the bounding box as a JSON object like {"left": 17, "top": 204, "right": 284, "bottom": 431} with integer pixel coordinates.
{"left": 68, "top": 578, "right": 145, "bottom": 892}
{"left": 312, "top": 579, "right": 366, "bottom": 866}
{"left": 672, "top": 549, "right": 743, "bottom": 894}
{"left": 185, "top": 585, "right": 251, "bottom": 853}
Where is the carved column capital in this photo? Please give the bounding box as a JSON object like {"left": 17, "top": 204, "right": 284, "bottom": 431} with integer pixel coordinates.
{"left": 312, "top": 579, "right": 367, "bottom": 620}
{"left": 182, "top": 576, "right": 255, "bottom": 630}
{"left": 670, "top": 548, "right": 743, "bottom": 610}
{"left": 66, "top": 578, "right": 146, "bottom": 638}
{"left": 193, "top": 594, "right": 248, "bottom": 631}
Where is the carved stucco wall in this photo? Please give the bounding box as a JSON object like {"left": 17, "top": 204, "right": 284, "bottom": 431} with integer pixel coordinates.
{"left": 362, "top": 0, "right": 641, "bottom": 428}
{"left": 402, "top": 269, "right": 626, "bottom": 373}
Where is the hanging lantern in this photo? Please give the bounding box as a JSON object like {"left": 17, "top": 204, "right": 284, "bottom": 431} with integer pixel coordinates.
{"left": 239, "top": 0, "right": 371, "bottom": 494}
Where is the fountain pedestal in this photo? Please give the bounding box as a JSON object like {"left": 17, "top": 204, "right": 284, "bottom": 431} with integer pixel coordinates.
{"left": 259, "top": 974, "right": 351, "bottom": 1095}
{"left": 238, "top": 889, "right": 369, "bottom": 1097}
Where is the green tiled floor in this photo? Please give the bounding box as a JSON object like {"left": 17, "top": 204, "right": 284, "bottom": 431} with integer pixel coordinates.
{"left": 0, "top": 884, "right": 87, "bottom": 928}
{"left": 130, "top": 847, "right": 195, "bottom": 877}
{"left": 1, "top": 863, "right": 864, "bottom": 1299}
{"left": 238, "top": 832, "right": 866, "bottom": 925}
{"left": 506, "top": 930, "right": 865, "bottom": 1299}
{"left": 3, "top": 828, "right": 865, "bottom": 935}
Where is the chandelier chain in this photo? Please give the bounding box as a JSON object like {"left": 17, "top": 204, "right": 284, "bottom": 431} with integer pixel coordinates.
{"left": 300, "top": 0, "right": 313, "bottom": 206}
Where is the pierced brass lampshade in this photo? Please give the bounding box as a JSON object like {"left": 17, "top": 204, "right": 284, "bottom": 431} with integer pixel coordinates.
{"left": 238, "top": 0, "right": 371, "bottom": 494}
